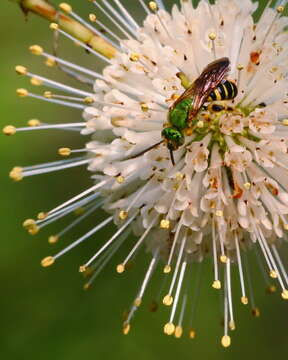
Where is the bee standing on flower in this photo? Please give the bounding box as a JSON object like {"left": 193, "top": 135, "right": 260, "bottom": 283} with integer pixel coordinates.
{"left": 4, "top": 0, "right": 288, "bottom": 348}
{"left": 162, "top": 57, "right": 237, "bottom": 164}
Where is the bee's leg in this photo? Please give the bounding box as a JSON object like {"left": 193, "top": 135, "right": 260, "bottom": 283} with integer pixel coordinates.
{"left": 176, "top": 72, "right": 191, "bottom": 90}
{"left": 169, "top": 149, "right": 175, "bottom": 166}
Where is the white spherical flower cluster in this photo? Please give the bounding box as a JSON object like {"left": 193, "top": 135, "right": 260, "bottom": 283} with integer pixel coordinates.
{"left": 5, "top": 0, "right": 288, "bottom": 347}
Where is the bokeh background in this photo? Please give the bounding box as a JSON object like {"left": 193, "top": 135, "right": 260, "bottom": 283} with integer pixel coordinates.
{"left": 1, "top": 0, "right": 287, "bottom": 359}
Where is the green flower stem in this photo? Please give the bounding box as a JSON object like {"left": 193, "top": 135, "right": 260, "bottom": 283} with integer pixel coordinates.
{"left": 11, "top": 0, "right": 117, "bottom": 59}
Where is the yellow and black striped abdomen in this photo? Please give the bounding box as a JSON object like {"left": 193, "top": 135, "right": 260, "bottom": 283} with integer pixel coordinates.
{"left": 207, "top": 80, "right": 238, "bottom": 101}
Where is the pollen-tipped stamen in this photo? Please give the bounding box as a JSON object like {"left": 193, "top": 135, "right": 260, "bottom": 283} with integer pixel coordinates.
{"left": 165, "top": 257, "right": 187, "bottom": 335}
{"left": 163, "top": 231, "right": 187, "bottom": 306}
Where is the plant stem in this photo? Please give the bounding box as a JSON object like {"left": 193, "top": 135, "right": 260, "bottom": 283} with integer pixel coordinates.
{"left": 11, "top": 0, "right": 117, "bottom": 59}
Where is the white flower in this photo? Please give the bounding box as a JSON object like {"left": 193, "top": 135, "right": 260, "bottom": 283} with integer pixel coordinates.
{"left": 5, "top": 0, "right": 288, "bottom": 348}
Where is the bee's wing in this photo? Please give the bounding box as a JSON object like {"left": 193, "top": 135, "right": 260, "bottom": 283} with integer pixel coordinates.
{"left": 170, "top": 58, "right": 230, "bottom": 120}
{"left": 170, "top": 83, "right": 198, "bottom": 109}
{"left": 187, "top": 57, "right": 230, "bottom": 121}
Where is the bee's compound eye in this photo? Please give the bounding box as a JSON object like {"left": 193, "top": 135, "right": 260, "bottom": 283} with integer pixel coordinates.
{"left": 211, "top": 104, "right": 225, "bottom": 112}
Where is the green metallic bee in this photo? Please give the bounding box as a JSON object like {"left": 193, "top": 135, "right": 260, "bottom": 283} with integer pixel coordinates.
{"left": 163, "top": 57, "right": 238, "bottom": 164}
{"left": 131, "top": 57, "right": 238, "bottom": 165}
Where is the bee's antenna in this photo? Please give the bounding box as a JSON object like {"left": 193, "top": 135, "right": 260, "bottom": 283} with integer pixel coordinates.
{"left": 169, "top": 149, "right": 175, "bottom": 166}
{"left": 127, "top": 140, "right": 164, "bottom": 160}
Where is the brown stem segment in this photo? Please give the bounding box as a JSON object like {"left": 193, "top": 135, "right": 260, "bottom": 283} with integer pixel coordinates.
{"left": 11, "top": 0, "right": 117, "bottom": 59}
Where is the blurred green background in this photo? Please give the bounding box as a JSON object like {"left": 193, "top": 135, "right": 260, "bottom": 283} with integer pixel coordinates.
{"left": 1, "top": 0, "right": 287, "bottom": 359}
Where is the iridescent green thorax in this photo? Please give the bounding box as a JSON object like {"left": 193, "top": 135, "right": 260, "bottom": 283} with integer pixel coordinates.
{"left": 169, "top": 98, "right": 193, "bottom": 130}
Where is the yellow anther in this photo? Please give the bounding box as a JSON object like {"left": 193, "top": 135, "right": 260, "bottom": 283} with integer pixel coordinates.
{"left": 189, "top": 329, "right": 196, "bottom": 339}
{"left": 174, "top": 326, "right": 183, "bottom": 339}
{"left": 164, "top": 323, "right": 175, "bottom": 335}
{"left": 58, "top": 147, "right": 71, "bottom": 157}
{"left": 9, "top": 167, "right": 23, "bottom": 181}
{"left": 282, "top": 119, "right": 288, "bottom": 126}
{"left": 16, "top": 88, "right": 28, "bottom": 97}
{"left": 134, "top": 297, "right": 142, "bottom": 307}
{"left": 216, "top": 210, "right": 223, "bottom": 217}
{"left": 252, "top": 307, "right": 260, "bottom": 317}
{"left": 160, "top": 219, "right": 170, "bottom": 229}
{"left": 149, "top": 1, "right": 158, "bottom": 11}
{"left": 79, "top": 265, "right": 87, "bottom": 273}
{"left": 270, "top": 270, "right": 278, "bottom": 278}
{"left": 119, "top": 210, "right": 128, "bottom": 220}
{"left": 140, "top": 103, "right": 149, "bottom": 112}
{"left": 3, "top": 125, "right": 16, "bottom": 136}
{"left": 89, "top": 14, "right": 97, "bottom": 22}
{"left": 221, "top": 335, "right": 231, "bottom": 348}
{"left": 23, "top": 218, "right": 36, "bottom": 229}
{"left": 163, "top": 264, "right": 171, "bottom": 274}
{"left": 23, "top": 218, "right": 40, "bottom": 235}
{"left": 31, "top": 77, "right": 42, "bottom": 86}
{"left": 116, "top": 176, "right": 125, "bottom": 184}
{"left": 44, "top": 91, "right": 53, "bottom": 98}
{"left": 48, "top": 235, "right": 59, "bottom": 244}
{"left": 29, "top": 45, "right": 43, "bottom": 55}
{"left": 185, "top": 128, "right": 193, "bottom": 136}
{"left": 83, "top": 266, "right": 94, "bottom": 278}
{"left": 15, "top": 65, "right": 27, "bottom": 75}
{"left": 229, "top": 320, "right": 236, "bottom": 331}
{"left": 210, "top": 201, "right": 216, "bottom": 209}
{"left": 116, "top": 264, "right": 125, "bottom": 274}
{"left": 83, "top": 283, "right": 91, "bottom": 291}
{"left": 84, "top": 97, "right": 94, "bottom": 104}
{"left": 45, "top": 57, "right": 56, "bottom": 67}
{"left": 37, "top": 212, "right": 47, "bottom": 220}
{"left": 171, "top": 94, "right": 180, "bottom": 101}
{"left": 209, "top": 32, "right": 217, "bottom": 41}
{"left": 197, "top": 120, "right": 204, "bottom": 128}
{"left": 41, "top": 256, "right": 55, "bottom": 267}
{"left": 241, "top": 296, "right": 249, "bottom": 305}
{"left": 212, "top": 280, "right": 221, "bottom": 290}
{"left": 163, "top": 294, "right": 173, "bottom": 306}
{"left": 11, "top": 166, "right": 23, "bottom": 173}
{"left": 220, "top": 255, "right": 228, "bottom": 264}
{"left": 28, "top": 226, "right": 40, "bottom": 235}
{"left": 283, "top": 223, "right": 288, "bottom": 230}
{"left": 175, "top": 172, "right": 184, "bottom": 181}
{"left": 277, "top": 6, "right": 284, "bottom": 13}
{"left": 281, "top": 289, "right": 288, "bottom": 300}
{"left": 111, "top": 116, "right": 125, "bottom": 127}
{"left": 123, "top": 323, "right": 130, "bottom": 335}
{"left": 267, "top": 285, "right": 277, "bottom": 293}
{"left": 244, "top": 182, "right": 251, "bottom": 190}
{"left": 237, "top": 64, "right": 244, "bottom": 71}
{"left": 28, "top": 119, "right": 41, "bottom": 127}
{"left": 59, "top": 2, "right": 72, "bottom": 13}
{"left": 50, "top": 23, "right": 59, "bottom": 31}
{"left": 130, "top": 53, "right": 140, "bottom": 62}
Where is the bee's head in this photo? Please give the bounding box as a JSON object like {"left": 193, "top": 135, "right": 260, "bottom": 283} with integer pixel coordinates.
{"left": 162, "top": 127, "right": 184, "bottom": 151}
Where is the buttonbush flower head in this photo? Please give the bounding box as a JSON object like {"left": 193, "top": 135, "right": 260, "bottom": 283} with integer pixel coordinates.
{"left": 5, "top": 0, "right": 288, "bottom": 347}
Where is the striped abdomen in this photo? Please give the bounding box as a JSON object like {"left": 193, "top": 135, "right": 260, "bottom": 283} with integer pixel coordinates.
{"left": 207, "top": 80, "right": 238, "bottom": 101}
